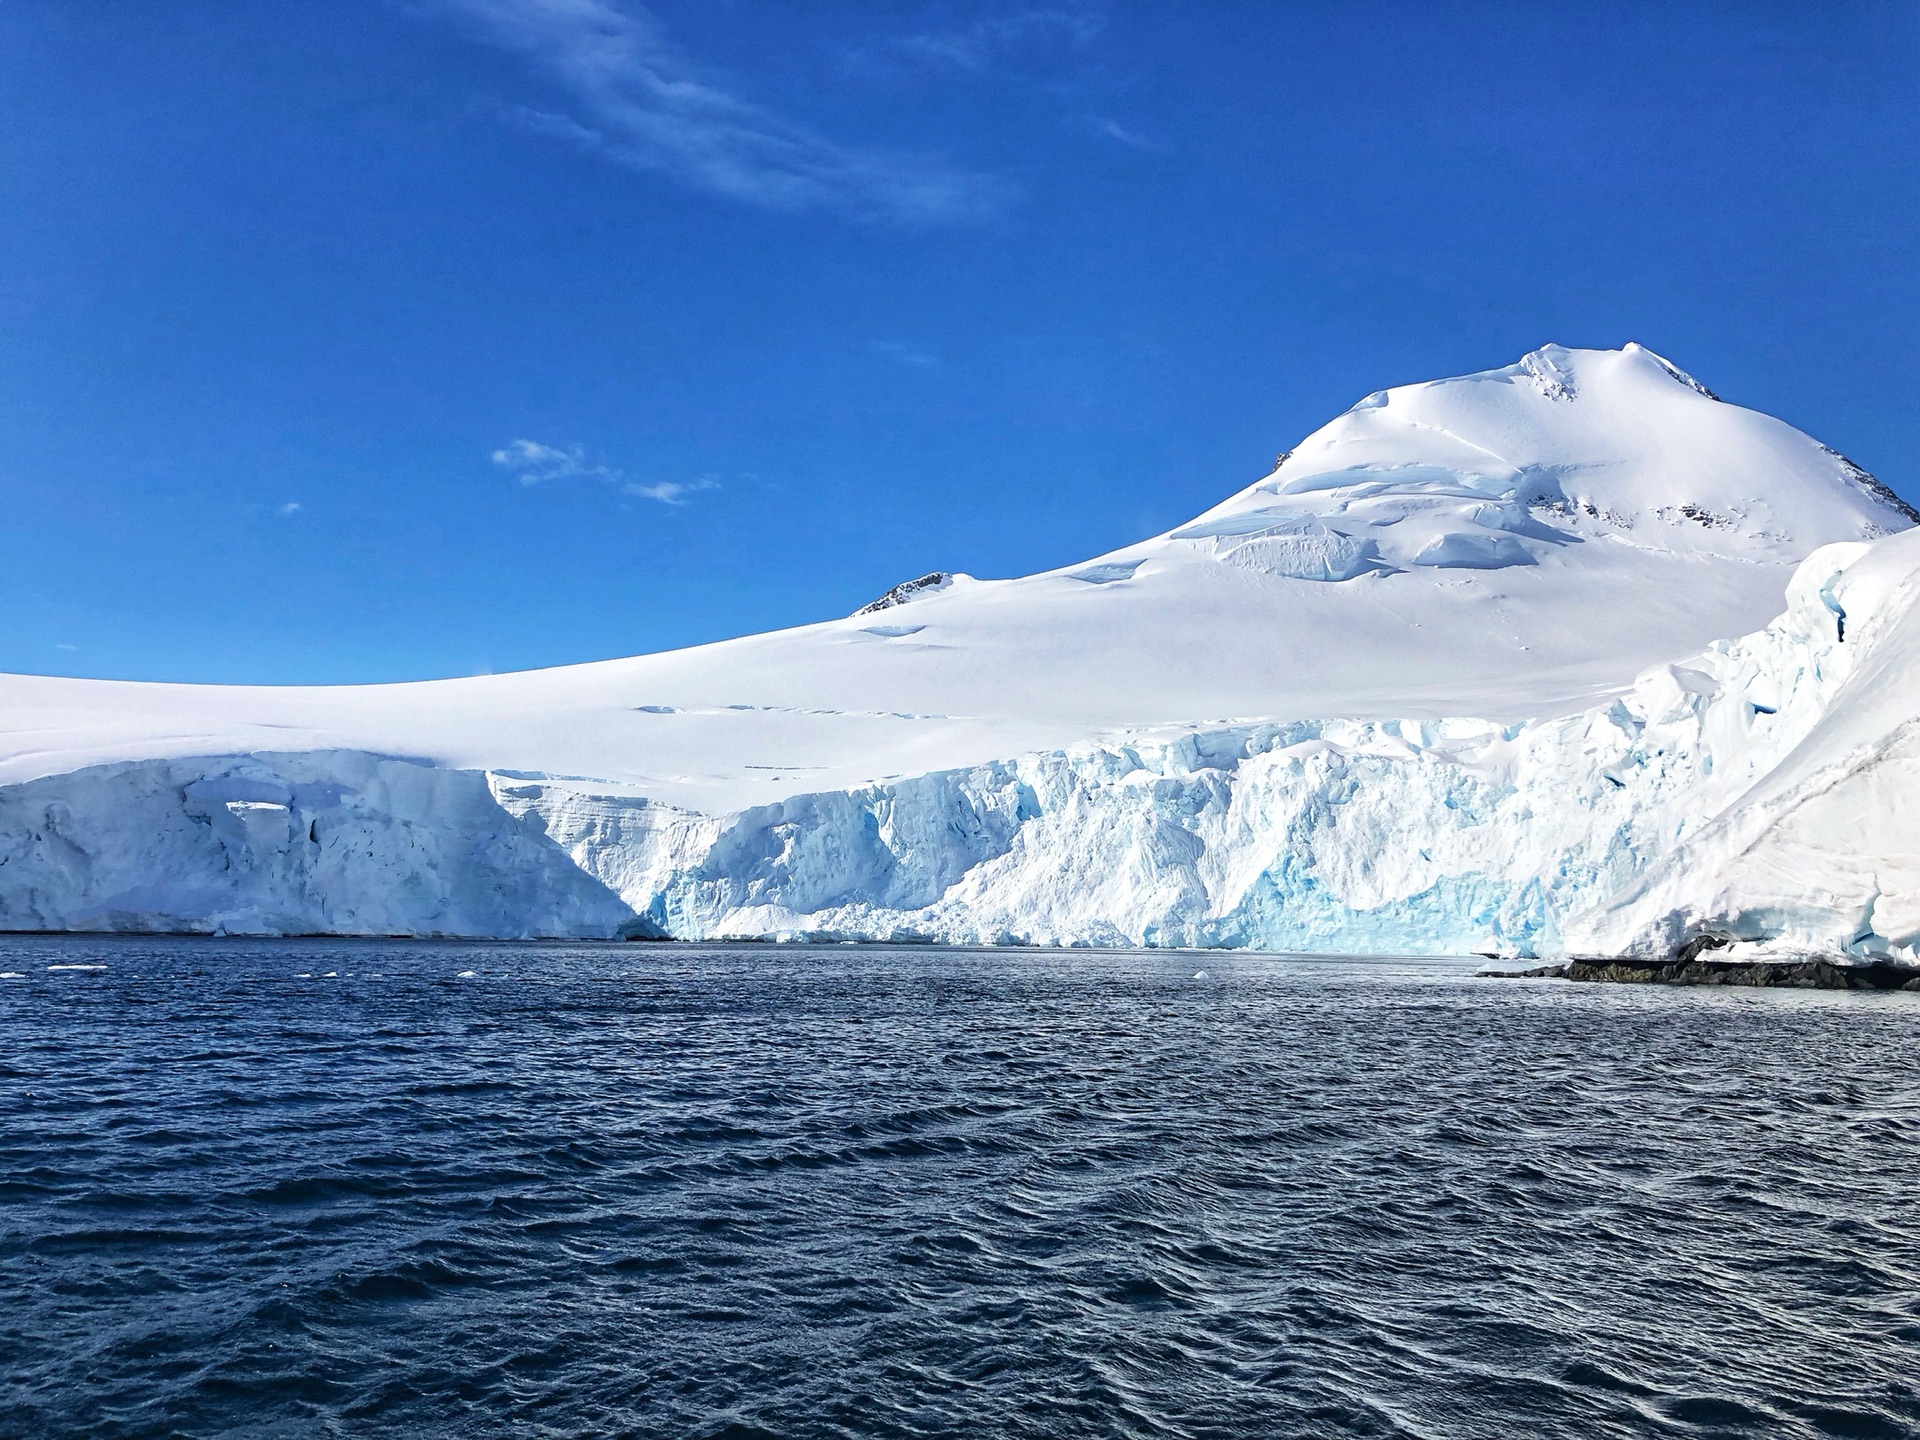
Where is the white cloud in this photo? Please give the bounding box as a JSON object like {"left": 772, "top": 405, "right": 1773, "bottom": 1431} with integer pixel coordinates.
{"left": 494, "top": 438, "right": 718, "bottom": 505}
{"left": 433, "top": 0, "right": 1009, "bottom": 225}
{"left": 278, "top": 501, "right": 303, "bottom": 516}
{"left": 624, "top": 478, "right": 719, "bottom": 506}
{"left": 491, "top": 437, "right": 616, "bottom": 485}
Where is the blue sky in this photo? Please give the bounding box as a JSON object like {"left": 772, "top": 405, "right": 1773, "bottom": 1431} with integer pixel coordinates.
{"left": 3, "top": 1, "right": 1915, "bottom": 683}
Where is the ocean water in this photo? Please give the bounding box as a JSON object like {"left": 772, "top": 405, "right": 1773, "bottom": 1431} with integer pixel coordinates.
{"left": 2, "top": 938, "right": 1917, "bottom": 1440}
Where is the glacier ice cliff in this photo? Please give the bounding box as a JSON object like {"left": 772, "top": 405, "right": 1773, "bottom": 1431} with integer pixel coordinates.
{"left": 0, "top": 754, "right": 636, "bottom": 939}
{"left": 3, "top": 531, "right": 1914, "bottom": 959}
{"left": 1566, "top": 530, "right": 1920, "bottom": 964}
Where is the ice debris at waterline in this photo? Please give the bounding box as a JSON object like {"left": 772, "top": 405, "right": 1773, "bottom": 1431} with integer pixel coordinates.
{"left": 2, "top": 345, "right": 1916, "bottom": 962}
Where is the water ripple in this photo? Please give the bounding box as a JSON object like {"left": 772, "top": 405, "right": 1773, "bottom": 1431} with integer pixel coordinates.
{"left": 2, "top": 936, "right": 1918, "bottom": 1438}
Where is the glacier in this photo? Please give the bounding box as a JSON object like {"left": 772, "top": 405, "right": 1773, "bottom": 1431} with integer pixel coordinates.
{"left": 3, "top": 344, "right": 1915, "bottom": 959}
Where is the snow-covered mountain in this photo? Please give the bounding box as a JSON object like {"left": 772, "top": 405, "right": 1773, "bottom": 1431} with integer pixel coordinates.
{"left": 3, "top": 344, "right": 1915, "bottom": 958}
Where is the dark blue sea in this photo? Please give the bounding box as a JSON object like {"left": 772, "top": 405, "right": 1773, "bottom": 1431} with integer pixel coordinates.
{"left": 2, "top": 937, "right": 1917, "bottom": 1439}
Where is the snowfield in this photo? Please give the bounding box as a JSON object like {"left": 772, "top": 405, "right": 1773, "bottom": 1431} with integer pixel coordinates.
{"left": 3, "top": 344, "right": 1915, "bottom": 960}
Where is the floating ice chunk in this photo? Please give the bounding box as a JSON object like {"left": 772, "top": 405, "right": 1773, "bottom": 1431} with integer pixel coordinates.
{"left": 1192, "top": 970, "right": 1208, "bottom": 980}
{"left": 457, "top": 969, "right": 477, "bottom": 978}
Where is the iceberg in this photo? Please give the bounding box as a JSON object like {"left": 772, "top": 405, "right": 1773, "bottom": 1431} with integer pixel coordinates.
{"left": 2, "top": 345, "right": 1914, "bottom": 958}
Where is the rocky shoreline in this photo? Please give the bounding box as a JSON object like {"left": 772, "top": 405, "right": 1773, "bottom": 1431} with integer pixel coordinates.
{"left": 1485, "top": 956, "right": 1920, "bottom": 991}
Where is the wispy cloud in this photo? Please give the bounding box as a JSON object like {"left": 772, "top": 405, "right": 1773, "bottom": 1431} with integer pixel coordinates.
{"left": 432, "top": 0, "right": 1010, "bottom": 225}
{"left": 493, "top": 438, "right": 718, "bottom": 506}
{"left": 277, "top": 500, "right": 303, "bottom": 516}
{"left": 624, "top": 478, "right": 718, "bottom": 505}
{"left": 873, "top": 340, "right": 939, "bottom": 368}
{"left": 491, "top": 438, "right": 616, "bottom": 485}
{"left": 1086, "top": 116, "right": 1167, "bottom": 153}
{"left": 856, "top": 6, "right": 1102, "bottom": 74}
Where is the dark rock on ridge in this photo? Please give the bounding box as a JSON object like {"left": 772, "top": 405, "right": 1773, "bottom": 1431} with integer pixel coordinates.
{"left": 1820, "top": 444, "right": 1920, "bottom": 526}
{"left": 1484, "top": 956, "right": 1920, "bottom": 991}
{"left": 855, "top": 572, "right": 952, "bottom": 616}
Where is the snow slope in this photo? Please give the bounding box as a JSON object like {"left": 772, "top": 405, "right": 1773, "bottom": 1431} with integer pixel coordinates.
{"left": 1, "top": 344, "right": 1913, "bottom": 951}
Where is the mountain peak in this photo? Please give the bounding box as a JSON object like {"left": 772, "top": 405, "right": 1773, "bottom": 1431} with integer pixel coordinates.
{"left": 1504, "top": 342, "right": 1719, "bottom": 403}
{"left": 1618, "top": 341, "right": 1721, "bottom": 399}
{"left": 1169, "top": 344, "right": 1911, "bottom": 581}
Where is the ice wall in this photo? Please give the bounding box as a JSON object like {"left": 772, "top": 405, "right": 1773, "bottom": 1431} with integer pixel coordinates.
{"left": 1565, "top": 531, "right": 1920, "bottom": 962}
{"left": 0, "top": 751, "right": 637, "bottom": 937}
{"left": 1, "top": 536, "right": 1911, "bottom": 957}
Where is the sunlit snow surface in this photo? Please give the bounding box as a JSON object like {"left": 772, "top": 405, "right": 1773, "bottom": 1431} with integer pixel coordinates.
{"left": 2, "top": 345, "right": 1914, "bottom": 958}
